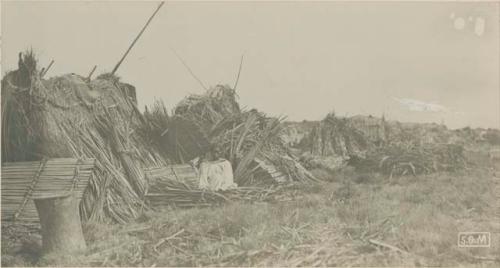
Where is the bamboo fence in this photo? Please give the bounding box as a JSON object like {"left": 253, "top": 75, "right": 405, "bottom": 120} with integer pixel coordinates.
{"left": 1, "top": 158, "right": 95, "bottom": 223}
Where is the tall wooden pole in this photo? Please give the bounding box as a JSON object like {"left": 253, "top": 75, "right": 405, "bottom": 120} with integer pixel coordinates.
{"left": 111, "top": 1, "right": 165, "bottom": 75}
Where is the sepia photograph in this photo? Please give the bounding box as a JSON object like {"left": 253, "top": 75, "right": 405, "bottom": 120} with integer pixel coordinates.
{"left": 1, "top": 0, "right": 499, "bottom": 267}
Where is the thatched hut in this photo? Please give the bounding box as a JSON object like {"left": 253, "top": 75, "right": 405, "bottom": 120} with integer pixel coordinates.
{"left": 2, "top": 56, "right": 168, "bottom": 223}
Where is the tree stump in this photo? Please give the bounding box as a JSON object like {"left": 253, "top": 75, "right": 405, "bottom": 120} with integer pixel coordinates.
{"left": 33, "top": 193, "right": 86, "bottom": 254}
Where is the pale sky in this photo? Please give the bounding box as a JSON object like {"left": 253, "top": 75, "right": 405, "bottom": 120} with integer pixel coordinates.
{"left": 2, "top": 1, "right": 499, "bottom": 129}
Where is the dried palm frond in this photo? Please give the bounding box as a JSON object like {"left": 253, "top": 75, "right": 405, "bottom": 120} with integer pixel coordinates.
{"left": 351, "top": 143, "right": 467, "bottom": 177}
{"left": 145, "top": 178, "right": 298, "bottom": 208}
{"left": 234, "top": 117, "right": 283, "bottom": 185}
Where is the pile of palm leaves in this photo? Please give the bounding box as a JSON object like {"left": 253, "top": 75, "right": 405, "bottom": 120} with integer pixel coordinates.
{"left": 145, "top": 179, "right": 227, "bottom": 208}
{"left": 143, "top": 100, "right": 209, "bottom": 163}
{"left": 145, "top": 85, "right": 318, "bottom": 186}
{"left": 350, "top": 142, "right": 467, "bottom": 177}
{"left": 174, "top": 85, "right": 241, "bottom": 127}
{"left": 308, "top": 113, "right": 371, "bottom": 160}
{"left": 208, "top": 111, "right": 288, "bottom": 185}
{"left": 143, "top": 85, "right": 241, "bottom": 164}
{"left": 145, "top": 178, "right": 299, "bottom": 208}
{"left": 302, "top": 112, "right": 470, "bottom": 177}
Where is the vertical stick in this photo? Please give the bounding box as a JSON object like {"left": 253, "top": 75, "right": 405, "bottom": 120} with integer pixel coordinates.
{"left": 111, "top": 1, "right": 165, "bottom": 75}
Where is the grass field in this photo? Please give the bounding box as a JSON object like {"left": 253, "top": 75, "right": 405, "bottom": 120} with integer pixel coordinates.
{"left": 2, "top": 152, "right": 499, "bottom": 267}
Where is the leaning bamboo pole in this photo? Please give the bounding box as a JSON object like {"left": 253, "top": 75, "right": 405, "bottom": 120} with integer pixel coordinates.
{"left": 40, "top": 60, "right": 54, "bottom": 78}
{"left": 111, "top": 1, "right": 165, "bottom": 75}
{"left": 87, "top": 65, "right": 97, "bottom": 81}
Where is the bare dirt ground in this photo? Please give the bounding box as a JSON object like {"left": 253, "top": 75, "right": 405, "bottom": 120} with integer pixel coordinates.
{"left": 2, "top": 148, "right": 500, "bottom": 267}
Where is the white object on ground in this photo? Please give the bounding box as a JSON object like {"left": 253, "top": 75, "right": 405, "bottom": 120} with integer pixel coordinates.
{"left": 198, "top": 159, "right": 237, "bottom": 191}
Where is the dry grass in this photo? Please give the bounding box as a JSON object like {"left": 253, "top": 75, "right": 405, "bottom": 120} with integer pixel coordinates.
{"left": 3, "top": 155, "right": 498, "bottom": 267}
